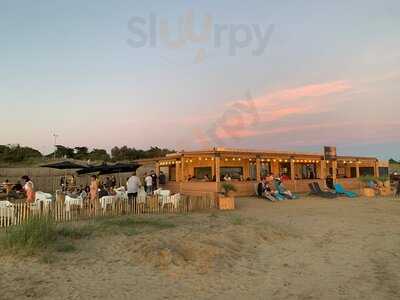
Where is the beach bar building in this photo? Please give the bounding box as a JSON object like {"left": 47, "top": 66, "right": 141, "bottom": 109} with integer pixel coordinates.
{"left": 136, "top": 147, "right": 387, "bottom": 198}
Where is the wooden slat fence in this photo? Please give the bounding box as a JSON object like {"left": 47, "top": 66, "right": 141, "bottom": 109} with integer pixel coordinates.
{"left": 0, "top": 193, "right": 216, "bottom": 228}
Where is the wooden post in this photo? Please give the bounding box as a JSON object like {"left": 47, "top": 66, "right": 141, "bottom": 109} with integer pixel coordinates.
{"left": 332, "top": 160, "right": 338, "bottom": 181}
{"left": 290, "top": 159, "right": 295, "bottom": 181}
{"left": 181, "top": 156, "right": 185, "bottom": 182}
{"left": 256, "top": 157, "right": 261, "bottom": 181}
{"left": 215, "top": 156, "right": 221, "bottom": 182}
{"left": 374, "top": 161, "right": 379, "bottom": 177}
{"left": 320, "top": 161, "right": 325, "bottom": 179}
{"left": 155, "top": 162, "right": 160, "bottom": 177}
{"left": 356, "top": 164, "right": 360, "bottom": 178}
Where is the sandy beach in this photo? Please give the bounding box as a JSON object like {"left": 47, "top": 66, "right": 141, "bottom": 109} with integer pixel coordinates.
{"left": 1, "top": 196, "right": 400, "bottom": 300}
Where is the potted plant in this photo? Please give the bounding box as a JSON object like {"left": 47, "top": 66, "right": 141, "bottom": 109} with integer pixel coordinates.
{"left": 358, "top": 175, "right": 377, "bottom": 197}
{"left": 218, "top": 182, "right": 237, "bottom": 210}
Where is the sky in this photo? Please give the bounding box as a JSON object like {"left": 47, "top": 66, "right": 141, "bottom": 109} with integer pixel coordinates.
{"left": 0, "top": 0, "right": 399, "bottom": 159}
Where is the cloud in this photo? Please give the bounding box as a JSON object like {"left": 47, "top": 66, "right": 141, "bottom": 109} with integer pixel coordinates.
{"left": 205, "top": 80, "right": 353, "bottom": 142}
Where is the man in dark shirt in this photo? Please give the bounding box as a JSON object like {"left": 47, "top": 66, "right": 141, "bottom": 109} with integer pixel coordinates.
{"left": 159, "top": 171, "right": 166, "bottom": 185}
{"left": 151, "top": 170, "right": 158, "bottom": 191}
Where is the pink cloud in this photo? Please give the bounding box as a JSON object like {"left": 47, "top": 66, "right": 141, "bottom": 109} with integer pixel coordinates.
{"left": 213, "top": 81, "right": 352, "bottom": 139}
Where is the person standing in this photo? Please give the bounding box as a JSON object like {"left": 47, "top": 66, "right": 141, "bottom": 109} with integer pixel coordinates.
{"left": 21, "top": 175, "right": 35, "bottom": 203}
{"left": 145, "top": 173, "right": 153, "bottom": 194}
{"left": 127, "top": 172, "right": 141, "bottom": 210}
{"left": 159, "top": 171, "right": 166, "bottom": 185}
{"left": 3, "top": 179, "right": 13, "bottom": 196}
{"left": 111, "top": 176, "right": 117, "bottom": 188}
{"left": 89, "top": 175, "right": 99, "bottom": 203}
{"left": 150, "top": 170, "right": 158, "bottom": 191}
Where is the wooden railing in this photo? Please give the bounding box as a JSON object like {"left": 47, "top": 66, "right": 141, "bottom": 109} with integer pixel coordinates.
{"left": 0, "top": 194, "right": 216, "bottom": 228}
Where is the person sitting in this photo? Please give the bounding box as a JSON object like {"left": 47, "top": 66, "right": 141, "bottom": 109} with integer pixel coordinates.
{"left": 3, "top": 179, "right": 13, "bottom": 195}
{"left": 12, "top": 181, "right": 23, "bottom": 192}
{"left": 98, "top": 185, "right": 109, "bottom": 198}
{"left": 203, "top": 174, "right": 210, "bottom": 182}
{"left": 274, "top": 178, "right": 295, "bottom": 199}
{"left": 223, "top": 174, "right": 232, "bottom": 181}
{"left": 257, "top": 177, "right": 276, "bottom": 202}
{"left": 280, "top": 173, "right": 290, "bottom": 181}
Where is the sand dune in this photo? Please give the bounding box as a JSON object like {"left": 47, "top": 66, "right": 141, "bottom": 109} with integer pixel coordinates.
{"left": 1, "top": 196, "right": 400, "bottom": 300}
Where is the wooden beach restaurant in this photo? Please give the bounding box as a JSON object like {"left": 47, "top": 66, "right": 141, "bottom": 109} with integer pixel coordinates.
{"left": 136, "top": 147, "right": 388, "bottom": 198}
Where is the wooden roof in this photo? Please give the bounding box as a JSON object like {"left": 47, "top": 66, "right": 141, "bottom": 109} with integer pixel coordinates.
{"left": 134, "top": 147, "right": 378, "bottom": 164}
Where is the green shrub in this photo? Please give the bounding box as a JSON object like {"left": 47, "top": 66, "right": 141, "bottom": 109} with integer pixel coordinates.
{"left": 1, "top": 216, "right": 57, "bottom": 253}
{"left": 358, "top": 175, "right": 377, "bottom": 187}
{"left": 230, "top": 214, "right": 244, "bottom": 225}
{"left": 376, "top": 175, "right": 389, "bottom": 184}
{"left": 221, "top": 182, "right": 237, "bottom": 196}
{"left": 57, "top": 225, "right": 94, "bottom": 239}
{"left": 55, "top": 242, "right": 76, "bottom": 253}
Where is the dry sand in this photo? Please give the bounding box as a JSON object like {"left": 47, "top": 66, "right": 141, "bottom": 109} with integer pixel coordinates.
{"left": 1, "top": 196, "right": 400, "bottom": 300}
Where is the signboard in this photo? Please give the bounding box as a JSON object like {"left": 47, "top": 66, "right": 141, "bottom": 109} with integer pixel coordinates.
{"left": 324, "top": 146, "right": 337, "bottom": 161}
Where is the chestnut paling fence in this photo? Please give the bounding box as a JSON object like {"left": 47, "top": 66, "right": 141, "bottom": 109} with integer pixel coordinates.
{"left": 0, "top": 194, "right": 216, "bottom": 228}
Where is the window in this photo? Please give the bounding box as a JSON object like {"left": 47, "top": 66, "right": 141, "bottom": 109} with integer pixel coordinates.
{"left": 169, "top": 165, "right": 176, "bottom": 181}
{"left": 379, "top": 167, "right": 389, "bottom": 177}
{"left": 249, "top": 163, "right": 257, "bottom": 180}
{"left": 194, "top": 167, "right": 212, "bottom": 180}
{"left": 220, "top": 167, "right": 243, "bottom": 180}
{"left": 360, "top": 167, "right": 374, "bottom": 176}
{"left": 350, "top": 167, "right": 357, "bottom": 178}
{"left": 261, "top": 163, "right": 271, "bottom": 177}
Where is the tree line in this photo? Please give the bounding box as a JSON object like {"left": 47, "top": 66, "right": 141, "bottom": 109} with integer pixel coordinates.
{"left": 0, "top": 144, "right": 174, "bottom": 163}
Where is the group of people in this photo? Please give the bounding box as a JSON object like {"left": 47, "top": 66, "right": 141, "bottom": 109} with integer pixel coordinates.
{"left": 257, "top": 174, "right": 296, "bottom": 201}
{"left": 1, "top": 176, "right": 36, "bottom": 203}
{"left": 86, "top": 170, "right": 166, "bottom": 203}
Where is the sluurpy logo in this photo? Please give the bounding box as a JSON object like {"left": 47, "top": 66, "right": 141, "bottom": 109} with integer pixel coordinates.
{"left": 127, "top": 10, "right": 274, "bottom": 64}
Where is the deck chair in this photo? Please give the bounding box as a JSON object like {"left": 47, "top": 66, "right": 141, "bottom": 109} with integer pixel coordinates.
{"left": 309, "top": 183, "right": 332, "bottom": 198}
{"left": 312, "top": 182, "right": 337, "bottom": 198}
{"left": 334, "top": 183, "right": 358, "bottom": 198}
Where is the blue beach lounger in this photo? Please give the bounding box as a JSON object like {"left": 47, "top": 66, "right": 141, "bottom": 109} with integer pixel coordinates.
{"left": 334, "top": 183, "right": 358, "bottom": 198}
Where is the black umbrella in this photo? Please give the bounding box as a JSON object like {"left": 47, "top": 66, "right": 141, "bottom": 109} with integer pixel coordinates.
{"left": 77, "top": 163, "right": 140, "bottom": 187}
{"left": 77, "top": 163, "right": 139, "bottom": 175}
{"left": 41, "top": 161, "right": 87, "bottom": 192}
{"left": 41, "top": 161, "right": 86, "bottom": 170}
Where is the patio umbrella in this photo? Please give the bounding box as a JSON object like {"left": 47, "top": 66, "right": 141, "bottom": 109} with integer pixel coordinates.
{"left": 41, "top": 161, "right": 86, "bottom": 170}
{"left": 77, "top": 163, "right": 140, "bottom": 186}
{"left": 77, "top": 163, "right": 139, "bottom": 175}
{"left": 41, "top": 161, "right": 87, "bottom": 191}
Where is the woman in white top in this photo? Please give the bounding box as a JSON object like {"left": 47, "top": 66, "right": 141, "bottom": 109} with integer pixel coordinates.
{"left": 21, "top": 175, "right": 35, "bottom": 203}
{"left": 144, "top": 173, "right": 153, "bottom": 194}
